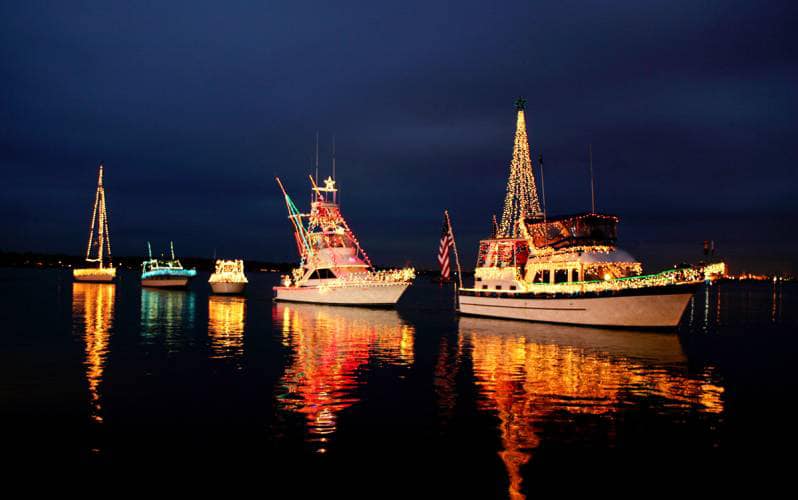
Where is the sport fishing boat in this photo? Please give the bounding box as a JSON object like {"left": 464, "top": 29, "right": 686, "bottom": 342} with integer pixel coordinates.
{"left": 273, "top": 175, "right": 414, "bottom": 305}
{"left": 73, "top": 163, "right": 116, "bottom": 283}
{"left": 456, "top": 99, "right": 724, "bottom": 328}
{"left": 141, "top": 241, "right": 197, "bottom": 288}
{"left": 208, "top": 259, "right": 248, "bottom": 294}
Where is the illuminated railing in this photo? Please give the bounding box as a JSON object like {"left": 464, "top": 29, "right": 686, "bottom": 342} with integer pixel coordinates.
{"left": 465, "top": 265, "right": 719, "bottom": 295}
{"left": 282, "top": 267, "right": 416, "bottom": 288}
{"left": 209, "top": 260, "right": 248, "bottom": 284}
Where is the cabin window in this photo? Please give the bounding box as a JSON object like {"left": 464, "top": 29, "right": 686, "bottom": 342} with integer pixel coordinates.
{"left": 584, "top": 268, "right": 603, "bottom": 281}
{"left": 495, "top": 285, "right": 502, "bottom": 290}
{"left": 476, "top": 277, "right": 482, "bottom": 282}
{"left": 571, "top": 269, "right": 580, "bottom": 282}
{"left": 510, "top": 285, "right": 516, "bottom": 290}
{"left": 482, "top": 285, "right": 488, "bottom": 290}
{"left": 541, "top": 270, "right": 550, "bottom": 283}
{"left": 554, "top": 269, "right": 569, "bottom": 284}
{"left": 313, "top": 269, "right": 337, "bottom": 279}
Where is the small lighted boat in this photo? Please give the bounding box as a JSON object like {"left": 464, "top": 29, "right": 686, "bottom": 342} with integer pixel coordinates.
{"left": 73, "top": 163, "right": 117, "bottom": 283}
{"left": 141, "top": 241, "right": 197, "bottom": 288}
{"left": 273, "top": 175, "right": 414, "bottom": 305}
{"left": 208, "top": 259, "right": 248, "bottom": 294}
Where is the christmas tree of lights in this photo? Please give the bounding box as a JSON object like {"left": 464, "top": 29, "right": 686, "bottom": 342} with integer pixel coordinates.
{"left": 498, "top": 97, "right": 541, "bottom": 238}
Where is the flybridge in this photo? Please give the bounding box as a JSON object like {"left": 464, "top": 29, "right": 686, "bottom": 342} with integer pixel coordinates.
{"left": 276, "top": 175, "right": 373, "bottom": 269}
{"left": 523, "top": 212, "right": 619, "bottom": 250}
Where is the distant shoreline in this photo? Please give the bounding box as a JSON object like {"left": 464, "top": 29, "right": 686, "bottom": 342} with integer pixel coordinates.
{"left": 0, "top": 251, "right": 442, "bottom": 275}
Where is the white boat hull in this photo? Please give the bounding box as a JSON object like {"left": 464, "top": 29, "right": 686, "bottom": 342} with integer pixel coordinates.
{"left": 458, "top": 289, "right": 695, "bottom": 328}
{"left": 274, "top": 283, "right": 410, "bottom": 306}
{"left": 210, "top": 282, "right": 247, "bottom": 295}
{"left": 142, "top": 277, "right": 191, "bottom": 289}
{"left": 73, "top": 273, "right": 115, "bottom": 283}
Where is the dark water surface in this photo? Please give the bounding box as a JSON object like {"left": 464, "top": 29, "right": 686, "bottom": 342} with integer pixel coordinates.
{"left": 1, "top": 269, "right": 795, "bottom": 494}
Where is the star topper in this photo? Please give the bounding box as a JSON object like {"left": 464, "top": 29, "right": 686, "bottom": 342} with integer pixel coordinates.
{"left": 322, "top": 176, "right": 337, "bottom": 191}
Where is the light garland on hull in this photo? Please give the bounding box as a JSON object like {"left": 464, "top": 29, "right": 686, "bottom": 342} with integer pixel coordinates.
{"left": 280, "top": 267, "right": 415, "bottom": 289}
{"left": 74, "top": 267, "right": 117, "bottom": 278}
{"left": 467, "top": 265, "right": 719, "bottom": 295}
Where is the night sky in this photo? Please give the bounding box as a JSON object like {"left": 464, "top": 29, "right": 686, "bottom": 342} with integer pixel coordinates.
{"left": 2, "top": 1, "right": 796, "bottom": 273}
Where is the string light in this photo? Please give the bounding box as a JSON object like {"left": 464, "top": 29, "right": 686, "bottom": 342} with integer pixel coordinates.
{"left": 74, "top": 163, "right": 116, "bottom": 280}
{"left": 278, "top": 177, "right": 414, "bottom": 289}
{"left": 499, "top": 98, "right": 541, "bottom": 238}
{"left": 468, "top": 266, "right": 715, "bottom": 295}
{"left": 141, "top": 242, "right": 196, "bottom": 279}
{"left": 471, "top": 101, "right": 727, "bottom": 296}
{"left": 208, "top": 259, "right": 248, "bottom": 284}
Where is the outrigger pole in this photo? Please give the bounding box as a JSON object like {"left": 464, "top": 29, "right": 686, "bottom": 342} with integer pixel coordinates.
{"left": 276, "top": 177, "right": 313, "bottom": 261}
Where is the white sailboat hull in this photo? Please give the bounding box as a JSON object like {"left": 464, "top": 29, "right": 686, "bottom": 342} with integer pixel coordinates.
{"left": 274, "top": 283, "right": 410, "bottom": 306}
{"left": 73, "top": 273, "right": 115, "bottom": 283}
{"left": 458, "top": 290, "right": 695, "bottom": 328}
{"left": 210, "top": 282, "right": 247, "bottom": 294}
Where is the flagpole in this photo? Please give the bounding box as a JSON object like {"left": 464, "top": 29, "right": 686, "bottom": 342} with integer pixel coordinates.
{"left": 444, "top": 210, "right": 463, "bottom": 290}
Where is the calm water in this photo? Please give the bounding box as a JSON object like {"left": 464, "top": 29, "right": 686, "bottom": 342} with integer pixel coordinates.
{"left": 1, "top": 268, "right": 795, "bottom": 493}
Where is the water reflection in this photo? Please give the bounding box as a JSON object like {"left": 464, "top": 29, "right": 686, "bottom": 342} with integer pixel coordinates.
{"left": 208, "top": 295, "right": 246, "bottom": 361}
{"left": 72, "top": 283, "right": 115, "bottom": 424}
{"left": 140, "top": 289, "right": 196, "bottom": 351}
{"left": 274, "top": 303, "right": 415, "bottom": 452}
{"left": 457, "top": 317, "right": 724, "bottom": 500}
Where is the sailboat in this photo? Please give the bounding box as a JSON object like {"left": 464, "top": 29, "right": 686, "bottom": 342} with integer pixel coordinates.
{"left": 73, "top": 163, "right": 117, "bottom": 283}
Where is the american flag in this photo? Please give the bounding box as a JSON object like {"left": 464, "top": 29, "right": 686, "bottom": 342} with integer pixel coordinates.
{"left": 438, "top": 216, "right": 453, "bottom": 281}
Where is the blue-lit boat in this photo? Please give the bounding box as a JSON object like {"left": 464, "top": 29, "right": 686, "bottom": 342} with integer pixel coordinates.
{"left": 141, "top": 241, "right": 197, "bottom": 288}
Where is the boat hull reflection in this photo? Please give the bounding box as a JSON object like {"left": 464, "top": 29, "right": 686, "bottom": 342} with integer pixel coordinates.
{"left": 274, "top": 302, "right": 415, "bottom": 452}
{"left": 457, "top": 316, "right": 724, "bottom": 500}
{"left": 71, "top": 282, "right": 115, "bottom": 424}
{"left": 208, "top": 295, "right": 245, "bottom": 360}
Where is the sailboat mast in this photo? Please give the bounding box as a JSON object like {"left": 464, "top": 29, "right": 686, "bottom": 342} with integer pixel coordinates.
{"left": 97, "top": 164, "right": 105, "bottom": 268}
{"left": 85, "top": 166, "right": 101, "bottom": 263}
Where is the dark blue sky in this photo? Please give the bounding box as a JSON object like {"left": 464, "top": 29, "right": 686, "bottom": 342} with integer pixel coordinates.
{"left": 1, "top": 1, "right": 796, "bottom": 273}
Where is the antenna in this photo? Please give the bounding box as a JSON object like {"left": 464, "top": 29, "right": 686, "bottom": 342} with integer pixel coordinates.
{"left": 332, "top": 134, "right": 336, "bottom": 181}
{"left": 539, "top": 154, "right": 548, "bottom": 248}
{"left": 170, "top": 241, "right": 175, "bottom": 261}
{"left": 589, "top": 143, "right": 596, "bottom": 213}
{"left": 315, "top": 131, "right": 319, "bottom": 184}
{"left": 538, "top": 153, "right": 547, "bottom": 220}
{"left": 147, "top": 241, "right": 152, "bottom": 259}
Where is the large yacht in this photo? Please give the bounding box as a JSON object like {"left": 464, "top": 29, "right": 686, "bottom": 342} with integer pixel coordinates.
{"left": 456, "top": 99, "right": 723, "bottom": 328}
